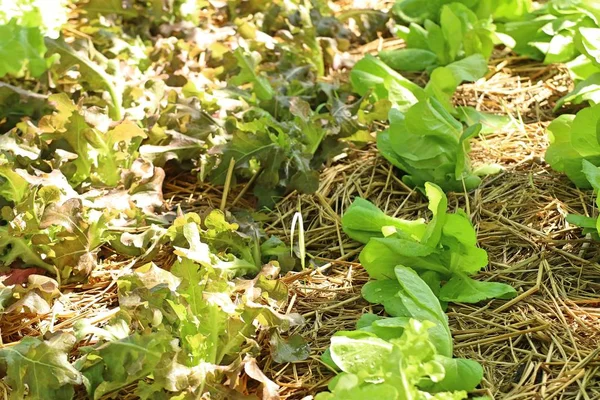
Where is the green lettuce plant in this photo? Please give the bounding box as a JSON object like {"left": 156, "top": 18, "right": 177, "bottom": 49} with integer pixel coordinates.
{"left": 377, "top": 98, "right": 484, "bottom": 192}
{"left": 342, "top": 182, "right": 517, "bottom": 303}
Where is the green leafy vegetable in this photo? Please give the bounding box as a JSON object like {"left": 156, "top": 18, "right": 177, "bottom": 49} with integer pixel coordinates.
{"left": 342, "top": 183, "right": 517, "bottom": 303}
{"left": 457, "top": 106, "right": 514, "bottom": 134}
{"left": 500, "top": 0, "right": 598, "bottom": 62}
{"left": 270, "top": 333, "right": 311, "bottom": 363}
{"left": 0, "top": 20, "right": 48, "bottom": 78}
{"left": 439, "top": 273, "right": 519, "bottom": 303}
{"left": 362, "top": 266, "right": 452, "bottom": 356}
{"left": 377, "top": 98, "right": 483, "bottom": 192}
{"left": 565, "top": 160, "right": 600, "bottom": 237}
{"left": 316, "top": 319, "right": 474, "bottom": 400}
{"left": 425, "top": 54, "right": 489, "bottom": 111}
{"left": 545, "top": 104, "right": 600, "bottom": 188}
{"left": 341, "top": 197, "right": 426, "bottom": 244}
{"left": 499, "top": 0, "right": 600, "bottom": 108}
{"left": 350, "top": 54, "right": 426, "bottom": 111}
{"left": 45, "top": 38, "right": 123, "bottom": 120}
{"left": 555, "top": 73, "right": 600, "bottom": 109}
{"left": 392, "top": 0, "right": 531, "bottom": 24}
{"left": 379, "top": 48, "right": 439, "bottom": 72}
{"left": 80, "top": 331, "right": 171, "bottom": 399}
{"left": 390, "top": 3, "right": 505, "bottom": 70}
{"left": 0, "top": 334, "right": 82, "bottom": 400}
{"left": 230, "top": 48, "right": 274, "bottom": 101}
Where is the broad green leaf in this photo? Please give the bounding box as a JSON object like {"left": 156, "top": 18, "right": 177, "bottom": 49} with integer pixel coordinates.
{"left": 361, "top": 317, "right": 412, "bottom": 341}
{"left": 443, "top": 212, "right": 477, "bottom": 245}
{"left": 566, "top": 213, "right": 597, "bottom": 229}
{"left": 350, "top": 54, "right": 426, "bottom": 111}
{"left": 581, "top": 159, "right": 600, "bottom": 234}
{"left": 356, "top": 313, "right": 384, "bottom": 329}
{"left": 582, "top": 159, "right": 600, "bottom": 190}
{"left": 456, "top": 106, "right": 513, "bottom": 134}
{"left": 426, "top": 66, "right": 459, "bottom": 111}
{"left": 426, "top": 55, "right": 488, "bottom": 111}
{"left": 456, "top": 124, "right": 482, "bottom": 180}
{"left": 387, "top": 266, "right": 452, "bottom": 356}
{"left": 566, "top": 54, "right": 600, "bottom": 81}
{"left": 381, "top": 99, "right": 481, "bottom": 191}
{"left": 321, "top": 317, "right": 472, "bottom": 399}
{"left": 406, "top": 22, "right": 430, "bottom": 49}
{"left": 555, "top": 73, "right": 600, "bottom": 109}
{"left": 398, "top": 100, "right": 462, "bottom": 157}
{"left": 359, "top": 236, "right": 447, "bottom": 279}
{"left": 576, "top": 27, "right": 600, "bottom": 68}
{"left": 377, "top": 128, "right": 413, "bottom": 171}
{"left": 499, "top": 18, "right": 548, "bottom": 60}
{"left": 362, "top": 279, "right": 402, "bottom": 304}
{"left": 362, "top": 274, "right": 451, "bottom": 358}
{"left": 441, "top": 210, "right": 489, "bottom": 275}
{"left": 424, "top": 356, "right": 484, "bottom": 392}
{"left": 544, "top": 113, "right": 592, "bottom": 187}
{"left": 341, "top": 197, "right": 426, "bottom": 244}
{"left": 425, "top": 20, "right": 448, "bottom": 65}
{"left": 329, "top": 336, "right": 394, "bottom": 377}
{"left": 270, "top": 333, "right": 310, "bottom": 363}
{"left": 422, "top": 183, "right": 448, "bottom": 247}
{"left": 544, "top": 32, "right": 576, "bottom": 64}
{"left": 441, "top": 5, "right": 463, "bottom": 63}
{"left": 439, "top": 274, "right": 517, "bottom": 303}
{"left": 394, "top": 266, "right": 448, "bottom": 328}
{"left": 445, "top": 54, "right": 488, "bottom": 82}
{"left": 569, "top": 104, "right": 600, "bottom": 158}
{"left": 379, "top": 49, "right": 438, "bottom": 72}
{"left": 315, "top": 374, "right": 399, "bottom": 400}
{"left": 0, "top": 334, "right": 82, "bottom": 400}
{"left": 0, "top": 165, "right": 28, "bottom": 202}
{"left": 0, "top": 20, "right": 48, "bottom": 78}
{"left": 392, "top": 0, "right": 450, "bottom": 24}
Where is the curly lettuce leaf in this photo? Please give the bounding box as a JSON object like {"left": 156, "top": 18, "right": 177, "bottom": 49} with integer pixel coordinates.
{"left": 0, "top": 334, "right": 82, "bottom": 400}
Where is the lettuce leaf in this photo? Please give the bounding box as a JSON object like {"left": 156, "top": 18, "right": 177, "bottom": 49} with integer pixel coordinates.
{"left": 0, "top": 19, "right": 48, "bottom": 78}
{"left": 377, "top": 98, "right": 482, "bottom": 192}
{"left": 342, "top": 184, "right": 516, "bottom": 303}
